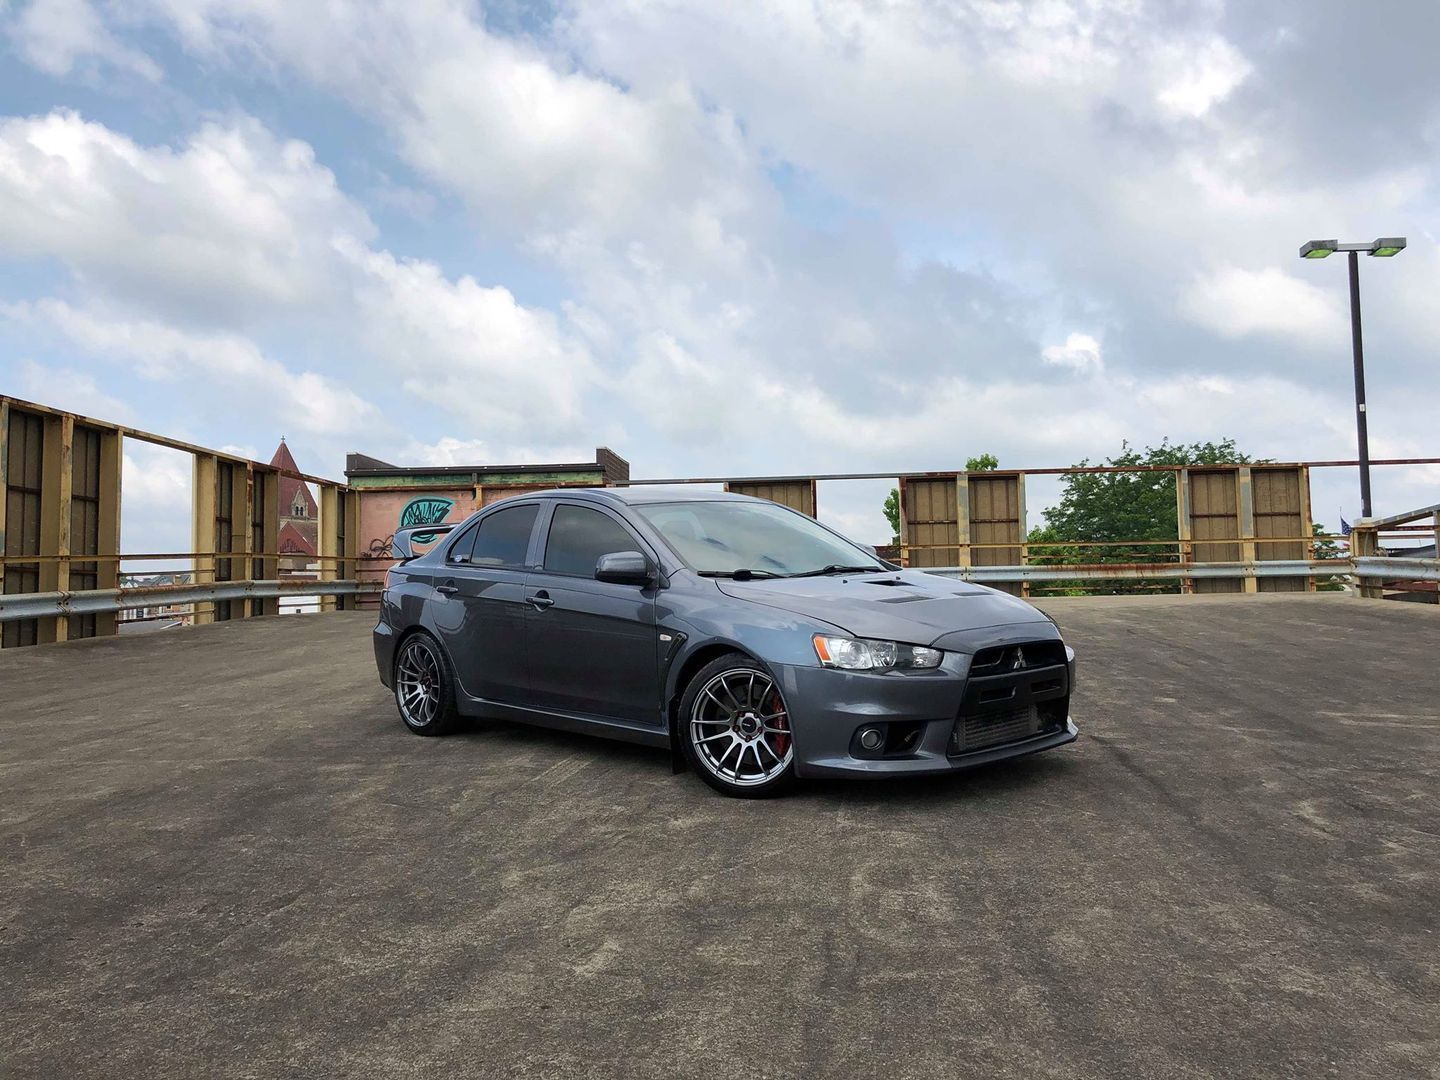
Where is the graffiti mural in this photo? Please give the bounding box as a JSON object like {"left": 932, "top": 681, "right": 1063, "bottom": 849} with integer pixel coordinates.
{"left": 399, "top": 496, "right": 455, "bottom": 545}
{"left": 359, "top": 487, "right": 473, "bottom": 583}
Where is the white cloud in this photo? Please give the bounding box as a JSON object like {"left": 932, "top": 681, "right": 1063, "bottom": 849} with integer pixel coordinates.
{"left": 4, "top": 299, "right": 378, "bottom": 438}
{"left": 1179, "top": 266, "right": 1348, "bottom": 345}
{"left": 0, "top": 109, "right": 609, "bottom": 458}
{"left": 0, "top": 110, "right": 371, "bottom": 322}
{"left": 1155, "top": 37, "right": 1252, "bottom": 117}
{"left": 399, "top": 435, "right": 597, "bottom": 469}
{"left": 1041, "top": 332, "right": 1103, "bottom": 374}
{"left": 342, "top": 244, "right": 595, "bottom": 439}
{"left": 12, "top": 356, "right": 132, "bottom": 418}
{"left": 7, "top": 0, "right": 162, "bottom": 80}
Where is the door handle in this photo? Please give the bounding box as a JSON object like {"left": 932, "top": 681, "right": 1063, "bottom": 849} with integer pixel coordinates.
{"left": 526, "top": 590, "right": 554, "bottom": 611}
{"left": 436, "top": 582, "right": 459, "bottom": 596}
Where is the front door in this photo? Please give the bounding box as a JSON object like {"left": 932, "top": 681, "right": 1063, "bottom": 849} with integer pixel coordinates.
{"left": 430, "top": 501, "right": 540, "bottom": 704}
{"left": 524, "top": 503, "right": 661, "bottom": 726}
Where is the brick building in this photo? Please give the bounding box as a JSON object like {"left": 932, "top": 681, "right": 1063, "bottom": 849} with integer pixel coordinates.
{"left": 271, "top": 439, "right": 318, "bottom": 567}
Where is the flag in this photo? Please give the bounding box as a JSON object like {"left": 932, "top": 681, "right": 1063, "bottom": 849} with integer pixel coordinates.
{"left": 1340, "top": 517, "right": 1352, "bottom": 537}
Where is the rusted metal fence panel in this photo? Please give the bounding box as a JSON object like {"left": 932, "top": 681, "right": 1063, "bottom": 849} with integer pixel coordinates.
{"left": 969, "top": 472, "right": 1025, "bottom": 597}
{"left": 1253, "top": 465, "right": 1312, "bottom": 593}
{"left": 724, "top": 479, "right": 817, "bottom": 517}
{"left": 1188, "top": 468, "right": 1242, "bottom": 593}
{"left": 900, "top": 476, "right": 960, "bottom": 568}
{"left": 3, "top": 406, "right": 45, "bottom": 647}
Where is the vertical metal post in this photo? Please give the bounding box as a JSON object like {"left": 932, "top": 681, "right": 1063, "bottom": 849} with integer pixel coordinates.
{"left": 318, "top": 484, "right": 338, "bottom": 612}
{"left": 955, "top": 472, "right": 972, "bottom": 569}
{"left": 1297, "top": 465, "right": 1315, "bottom": 593}
{"left": 192, "top": 454, "right": 218, "bottom": 624}
{"left": 1015, "top": 471, "right": 1030, "bottom": 599}
{"left": 1347, "top": 251, "right": 1372, "bottom": 519}
{"left": 896, "top": 478, "right": 909, "bottom": 568}
{"left": 96, "top": 429, "right": 123, "bottom": 636}
{"left": 1237, "top": 465, "right": 1257, "bottom": 594}
{"left": 1176, "top": 468, "right": 1193, "bottom": 594}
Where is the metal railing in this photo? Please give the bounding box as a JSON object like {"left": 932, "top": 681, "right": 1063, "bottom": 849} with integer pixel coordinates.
{"left": 0, "top": 578, "right": 378, "bottom": 623}
{"left": 922, "top": 556, "right": 1440, "bottom": 586}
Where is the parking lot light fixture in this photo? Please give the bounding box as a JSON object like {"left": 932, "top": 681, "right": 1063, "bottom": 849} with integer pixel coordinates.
{"left": 1299, "top": 235, "right": 1407, "bottom": 518}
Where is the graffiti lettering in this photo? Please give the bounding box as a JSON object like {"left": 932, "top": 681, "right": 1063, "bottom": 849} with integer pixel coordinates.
{"left": 399, "top": 497, "right": 455, "bottom": 544}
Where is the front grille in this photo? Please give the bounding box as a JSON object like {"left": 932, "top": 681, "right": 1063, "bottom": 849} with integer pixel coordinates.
{"left": 949, "top": 643, "right": 1069, "bottom": 757}
{"left": 952, "top": 703, "right": 1044, "bottom": 753}
{"left": 969, "top": 640, "right": 1067, "bottom": 674}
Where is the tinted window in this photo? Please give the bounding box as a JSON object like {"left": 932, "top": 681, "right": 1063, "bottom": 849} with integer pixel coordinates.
{"left": 445, "top": 521, "right": 480, "bottom": 563}
{"left": 634, "top": 500, "right": 882, "bottom": 576}
{"left": 468, "top": 504, "right": 539, "bottom": 568}
{"left": 544, "top": 505, "right": 638, "bottom": 577}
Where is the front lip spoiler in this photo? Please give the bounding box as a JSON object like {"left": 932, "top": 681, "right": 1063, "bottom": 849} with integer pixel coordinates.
{"left": 794, "top": 719, "right": 1078, "bottom": 780}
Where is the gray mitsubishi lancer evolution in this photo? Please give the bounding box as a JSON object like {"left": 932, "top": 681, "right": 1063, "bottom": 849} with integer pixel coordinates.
{"left": 374, "top": 487, "right": 1077, "bottom": 797}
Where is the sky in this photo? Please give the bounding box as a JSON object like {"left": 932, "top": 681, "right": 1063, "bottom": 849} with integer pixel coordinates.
{"left": 1, "top": 0, "right": 1437, "bottom": 555}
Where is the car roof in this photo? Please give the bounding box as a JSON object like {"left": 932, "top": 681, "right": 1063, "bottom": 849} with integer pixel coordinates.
{"left": 515, "top": 486, "right": 762, "bottom": 506}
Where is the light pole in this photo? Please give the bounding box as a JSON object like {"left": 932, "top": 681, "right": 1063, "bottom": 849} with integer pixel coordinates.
{"left": 1298, "top": 237, "right": 1406, "bottom": 518}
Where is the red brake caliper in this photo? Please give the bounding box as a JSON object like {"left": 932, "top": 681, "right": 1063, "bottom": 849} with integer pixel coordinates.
{"left": 768, "top": 690, "right": 790, "bottom": 756}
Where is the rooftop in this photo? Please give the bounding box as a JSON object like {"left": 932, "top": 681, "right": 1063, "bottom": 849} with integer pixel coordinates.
{"left": 2, "top": 595, "right": 1436, "bottom": 1077}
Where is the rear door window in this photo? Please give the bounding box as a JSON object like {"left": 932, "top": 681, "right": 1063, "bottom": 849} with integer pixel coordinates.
{"left": 467, "top": 503, "right": 540, "bottom": 568}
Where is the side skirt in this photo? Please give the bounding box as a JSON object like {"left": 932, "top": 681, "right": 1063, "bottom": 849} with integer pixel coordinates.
{"left": 458, "top": 694, "right": 671, "bottom": 750}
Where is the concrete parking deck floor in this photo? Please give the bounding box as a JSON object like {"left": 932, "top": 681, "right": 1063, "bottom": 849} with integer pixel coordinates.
{"left": 2, "top": 596, "right": 1437, "bottom": 1079}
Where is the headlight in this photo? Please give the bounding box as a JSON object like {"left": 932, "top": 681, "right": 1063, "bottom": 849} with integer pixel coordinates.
{"left": 812, "top": 634, "right": 942, "bottom": 672}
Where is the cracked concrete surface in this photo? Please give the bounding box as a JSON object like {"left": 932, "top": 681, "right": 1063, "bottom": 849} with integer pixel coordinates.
{"left": 1, "top": 595, "right": 1437, "bottom": 1078}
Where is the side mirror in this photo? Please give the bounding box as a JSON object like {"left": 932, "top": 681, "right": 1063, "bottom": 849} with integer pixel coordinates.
{"left": 595, "top": 550, "right": 654, "bottom": 587}
{"left": 860, "top": 543, "right": 878, "bottom": 556}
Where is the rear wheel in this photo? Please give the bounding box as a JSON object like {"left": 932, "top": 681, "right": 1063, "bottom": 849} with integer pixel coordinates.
{"left": 679, "top": 653, "right": 795, "bottom": 798}
{"left": 393, "top": 632, "right": 459, "bottom": 736}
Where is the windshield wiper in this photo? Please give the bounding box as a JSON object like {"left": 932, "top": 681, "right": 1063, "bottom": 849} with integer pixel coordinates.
{"left": 697, "top": 569, "right": 783, "bottom": 580}
{"left": 790, "top": 564, "right": 885, "bottom": 577}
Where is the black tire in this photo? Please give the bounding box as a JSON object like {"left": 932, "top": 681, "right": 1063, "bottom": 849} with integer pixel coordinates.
{"left": 678, "top": 652, "right": 796, "bottom": 798}
{"left": 392, "top": 631, "right": 460, "bottom": 736}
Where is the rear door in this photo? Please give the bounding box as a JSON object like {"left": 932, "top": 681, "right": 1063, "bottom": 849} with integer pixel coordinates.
{"left": 524, "top": 502, "right": 662, "bottom": 726}
{"left": 430, "top": 501, "right": 540, "bottom": 704}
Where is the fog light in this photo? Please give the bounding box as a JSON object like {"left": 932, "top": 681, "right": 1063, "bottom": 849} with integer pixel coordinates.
{"left": 858, "top": 726, "right": 884, "bottom": 751}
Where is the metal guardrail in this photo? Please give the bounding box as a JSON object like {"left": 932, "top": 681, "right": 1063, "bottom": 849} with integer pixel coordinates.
{"left": 0, "top": 579, "right": 379, "bottom": 623}
{"left": 923, "top": 558, "right": 1440, "bottom": 584}
{"left": 4, "top": 558, "right": 1435, "bottom": 624}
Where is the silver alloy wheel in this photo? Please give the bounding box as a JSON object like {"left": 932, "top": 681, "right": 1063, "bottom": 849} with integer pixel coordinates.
{"left": 689, "top": 668, "right": 793, "bottom": 788}
{"left": 395, "top": 637, "right": 442, "bottom": 728}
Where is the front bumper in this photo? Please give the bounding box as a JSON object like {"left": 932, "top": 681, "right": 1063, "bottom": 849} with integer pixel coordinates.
{"left": 772, "top": 650, "right": 1078, "bottom": 780}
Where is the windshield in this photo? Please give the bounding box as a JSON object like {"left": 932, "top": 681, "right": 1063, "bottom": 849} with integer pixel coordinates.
{"left": 635, "top": 500, "right": 885, "bottom": 577}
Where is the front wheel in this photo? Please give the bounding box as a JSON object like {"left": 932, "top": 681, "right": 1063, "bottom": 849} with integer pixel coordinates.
{"left": 679, "top": 653, "right": 796, "bottom": 798}
{"left": 393, "top": 632, "right": 459, "bottom": 736}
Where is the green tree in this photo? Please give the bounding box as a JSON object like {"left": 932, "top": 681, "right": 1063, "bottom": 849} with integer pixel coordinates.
{"left": 884, "top": 453, "right": 999, "bottom": 543}
{"left": 1311, "top": 522, "right": 1346, "bottom": 591}
{"left": 1031, "top": 438, "right": 1254, "bottom": 594}
{"left": 883, "top": 488, "right": 901, "bottom": 544}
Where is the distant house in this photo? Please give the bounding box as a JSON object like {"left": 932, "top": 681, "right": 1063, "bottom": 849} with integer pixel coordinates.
{"left": 118, "top": 571, "right": 194, "bottom": 630}
{"left": 271, "top": 439, "right": 318, "bottom": 567}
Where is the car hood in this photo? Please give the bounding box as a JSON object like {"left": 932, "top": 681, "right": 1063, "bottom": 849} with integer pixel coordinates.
{"left": 714, "top": 571, "right": 1052, "bottom": 646}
